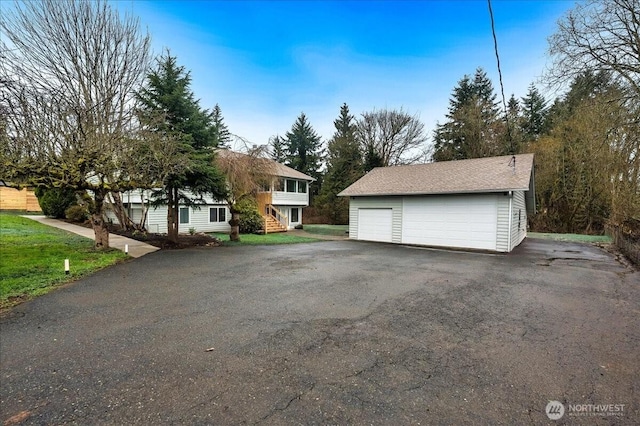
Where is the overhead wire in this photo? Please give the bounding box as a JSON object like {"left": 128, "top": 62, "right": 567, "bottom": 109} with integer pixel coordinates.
{"left": 487, "top": 0, "right": 514, "bottom": 155}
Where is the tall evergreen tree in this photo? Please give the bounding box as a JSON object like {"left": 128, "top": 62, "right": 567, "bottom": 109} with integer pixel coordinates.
{"left": 432, "top": 67, "right": 504, "bottom": 161}
{"left": 521, "top": 84, "right": 549, "bottom": 141}
{"left": 136, "top": 52, "right": 226, "bottom": 243}
{"left": 449, "top": 75, "right": 475, "bottom": 111}
{"left": 545, "top": 70, "right": 613, "bottom": 131}
{"left": 363, "top": 145, "right": 384, "bottom": 172}
{"left": 269, "top": 134, "right": 287, "bottom": 163}
{"left": 318, "top": 103, "right": 363, "bottom": 224}
{"left": 505, "top": 94, "right": 523, "bottom": 154}
{"left": 285, "top": 112, "right": 323, "bottom": 180}
{"left": 211, "top": 104, "right": 232, "bottom": 148}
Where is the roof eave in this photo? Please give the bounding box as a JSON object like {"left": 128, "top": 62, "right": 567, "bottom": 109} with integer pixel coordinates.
{"left": 339, "top": 187, "right": 532, "bottom": 197}
{"left": 273, "top": 174, "right": 316, "bottom": 182}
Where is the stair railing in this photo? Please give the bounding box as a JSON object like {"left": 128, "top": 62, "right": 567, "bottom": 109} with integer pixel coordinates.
{"left": 264, "top": 204, "right": 288, "bottom": 231}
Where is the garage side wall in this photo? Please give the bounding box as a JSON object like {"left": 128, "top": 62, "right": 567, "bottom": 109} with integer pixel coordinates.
{"left": 496, "top": 191, "right": 528, "bottom": 252}
{"left": 496, "top": 194, "right": 510, "bottom": 252}
{"left": 348, "top": 197, "right": 402, "bottom": 243}
{"left": 510, "top": 190, "right": 527, "bottom": 250}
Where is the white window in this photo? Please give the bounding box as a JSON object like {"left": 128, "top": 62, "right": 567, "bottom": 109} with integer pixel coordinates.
{"left": 209, "top": 207, "right": 226, "bottom": 223}
{"left": 291, "top": 208, "right": 299, "bottom": 223}
{"left": 286, "top": 179, "right": 297, "bottom": 192}
{"left": 179, "top": 207, "right": 190, "bottom": 224}
{"left": 297, "top": 181, "right": 307, "bottom": 193}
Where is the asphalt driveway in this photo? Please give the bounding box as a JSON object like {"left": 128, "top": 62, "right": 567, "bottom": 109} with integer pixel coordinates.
{"left": 1, "top": 239, "right": 639, "bottom": 424}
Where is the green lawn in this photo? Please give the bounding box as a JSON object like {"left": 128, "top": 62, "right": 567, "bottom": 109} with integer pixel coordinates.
{"left": 303, "top": 224, "right": 349, "bottom": 236}
{"left": 0, "top": 214, "right": 128, "bottom": 308}
{"left": 210, "top": 232, "right": 321, "bottom": 246}
{"left": 528, "top": 232, "right": 612, "bottom": 243}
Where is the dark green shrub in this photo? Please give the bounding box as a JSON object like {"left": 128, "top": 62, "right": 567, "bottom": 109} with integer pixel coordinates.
{"left": 35, "top": 187, "right": 77, "bottom": 218}
{"left": 65, "top": 204, "right": 89, "bottom": 222}
{"left": 236, "top": 198, "right": 264, "bottom": 234}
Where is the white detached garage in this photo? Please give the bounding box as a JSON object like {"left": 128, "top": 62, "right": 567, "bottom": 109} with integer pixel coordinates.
{"left": 339, "top": 154, "right": 535, "bottom": 252}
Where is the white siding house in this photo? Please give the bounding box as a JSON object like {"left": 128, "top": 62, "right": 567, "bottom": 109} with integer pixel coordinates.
{"left": 267, "top": 176, "right": 312, "bottom": 229}
{"left": 106, "top": 152, "right": 314, "bottom": 234}
{"left": 105, "top": 191, "right": 231, "bottom": 234}
{"left": 339, "top": 154, "right": 535, "bottom": 253}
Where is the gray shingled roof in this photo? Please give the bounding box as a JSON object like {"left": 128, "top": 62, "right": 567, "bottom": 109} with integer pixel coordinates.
{"left": 338, "top": 153, "right": 534, "bottom": 197}
{"left": 216, "top": 149, "right": 315, "bottom": 181}
{"left": 271, "top": 161, "right": 316, "bottom": 181}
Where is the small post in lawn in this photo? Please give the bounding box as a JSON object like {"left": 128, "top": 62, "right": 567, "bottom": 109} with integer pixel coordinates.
{"left": 125, "top": 244, "right": 129, "bottom": 255}
{"left": 64, "top": 259, "right": 70, "bottom": 275}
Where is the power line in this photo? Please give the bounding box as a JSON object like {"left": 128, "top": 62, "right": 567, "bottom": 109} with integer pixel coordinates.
{"left": 487, "top": 0, "right": 514, "bottom": 154}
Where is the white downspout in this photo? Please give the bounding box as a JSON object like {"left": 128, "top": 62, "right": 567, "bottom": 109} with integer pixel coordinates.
{"left": 507, "top": 191, "right": 513, "bottom": 251}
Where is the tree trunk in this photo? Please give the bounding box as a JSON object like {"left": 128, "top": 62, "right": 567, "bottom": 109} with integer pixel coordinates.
{"left": 138, "top": 190, "right": 149, "bottom": 230}
{"left": 91, "top": 189, "right": 110, "bottom": 249}
{"left": 229, "top": 207, "right": 240, "bottom": 242}
{"left": 109, "top": 191, "right": 138, "bottom": 231}
{"left": 167, "top": 186, "right": 179, "bottom": 244}
{"left": 139, "top": 202, "right": 149, "bottom": 231}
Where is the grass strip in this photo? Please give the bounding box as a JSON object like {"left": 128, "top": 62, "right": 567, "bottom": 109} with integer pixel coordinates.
{"left": 528, "top": 232, "right": 611, "bottom": 243}
{"left": 302, "top": 224, "right": 349, "bottom": 236}
{"left": 0, "top": 214, "right": 128, "bottom": 308}
{"left": 209, "top": 232, "right": 320, "bottom": 245}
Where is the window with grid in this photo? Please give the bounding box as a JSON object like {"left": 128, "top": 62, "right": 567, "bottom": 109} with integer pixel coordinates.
{"left": 209, "top": 207, "right": 227, "bottom": 223}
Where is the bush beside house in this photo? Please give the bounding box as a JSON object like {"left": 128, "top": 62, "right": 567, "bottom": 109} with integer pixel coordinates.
{"left": 35, "top": 187, "right": 77, "bottom": 218}
{"left": 65, "top": 204, "right": 89, "bottom": 222}
{"left": 236, "top": 198, "right": 264, "bottom": 234}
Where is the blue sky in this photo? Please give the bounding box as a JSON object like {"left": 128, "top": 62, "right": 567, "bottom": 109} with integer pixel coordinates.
{"left": 119, "top": 0, "right": 572, "bottom": 149}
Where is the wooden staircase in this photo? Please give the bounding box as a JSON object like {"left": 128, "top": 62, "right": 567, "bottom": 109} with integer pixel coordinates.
{"left": 263, "top": 204, "right": 288, "bottom": 234}
{"left": 264, "top": 214, "right": 287, "bottom": 233}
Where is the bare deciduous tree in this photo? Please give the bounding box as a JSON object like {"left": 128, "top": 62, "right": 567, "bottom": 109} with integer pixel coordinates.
{"left": 108, "top": 124, "right": 188, "bottom": 233}
{"left": 356, "top": 108, "right": 427, "bottom": 166}
{"left": 0, "top": 0, "right": 151, "bottom": 249}
{"left": 547, "top": 0, "right": 640, "bottom": 98}
{"left": 214, "top": 144, "right": 275, "bottom": 242}
{"left": 546, "top": 0, "right": 640, "bottom": 229}
{"left": 530, "top": 73, "right": 640, "bottom": 232}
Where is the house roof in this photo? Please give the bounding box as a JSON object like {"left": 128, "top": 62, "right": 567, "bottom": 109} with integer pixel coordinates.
{"left": 338, "top": 153, "right": 534, "bottom": 197}
{"left": 216, "top": 149, "right": 315, "bottom": 181}
{"left": 270, "top": 161, "right": 316, "bottom": 181}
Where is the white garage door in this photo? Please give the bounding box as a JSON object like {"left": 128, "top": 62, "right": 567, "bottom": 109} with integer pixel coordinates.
{"left": 357, "top": 208, "right": 393, "bottom": 243}
{"left": 402, "top": 195, "right": 498, "bottom": 250}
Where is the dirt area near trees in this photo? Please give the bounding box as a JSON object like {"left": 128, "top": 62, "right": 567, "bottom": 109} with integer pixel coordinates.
{"left": 110, "top": 228, "right": 222, "bottom": 249}
{"left": 71, "top": 220, "right": 223, "bottom": 249}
